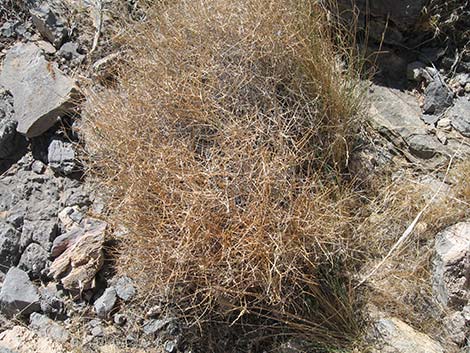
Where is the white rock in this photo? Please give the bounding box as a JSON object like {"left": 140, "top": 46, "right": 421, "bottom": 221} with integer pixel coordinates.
{"left": 372, "top": 317, "right": 444, "bottom": 353}
{"left": 0, "top": 326, "right": 66, "bottom": 353}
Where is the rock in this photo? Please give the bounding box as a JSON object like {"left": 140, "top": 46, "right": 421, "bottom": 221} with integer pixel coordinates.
{"left": 337, "top": 0, "right": 427, "bottom": 42}
{"left": 115, "top": 276, "right": 136, "bottom": 302}
{"left": 35, "top": 40, "right": 56, "bottom": 54}
{"left": 51, "top": 225, "right": 84, "bottom": 258}
{"left": 0, "top": 22, "right": 16, "bottom": 38}
{"left": 58, "top": 42, "right": 84, "bottom": 63}
{"left": 0, "top": 326, "right": 67, "bottom": 353}
{"left": 371, "top": 317, "right": 444, "bottom": 353}
{"left": 30, "top": 3, "right": 68, "bottom": 48}
{"left": 49, "top": 219, "right": 106, "bottom": 291}
{"left": 51, "top": 218, "right": 105, "bottom": 257}
{"left": 407, "top": 134, "right": 441, "bottom": 159}
{"left": 94, "top": 287, "right": 117, "bottom": 319}
{"left": 142, "top": 318, "right": 175, "bottom": 336}
{"left": 58, "top": 206, "right": 83, "bottom": 231}
{"left": 422, "top": 80, "right": 453, "bottom": 116}
{"left": 61, "top": 183, "right": 91, "bottom": 207}
{"left": 433, "top": 222, "right": 470, "bottom": 309}
{"left": 18, "top": 243, "right": 49, "bottom": 279}
{"left": 0, "top": 43, "right": 76, "bottom": 138}
{"left": 436, "top": 130, "right": 447, "bottom": 145}
{"left": 21, "top": 220, "right": 58, "bottom": 252}
{"left": 0, "top": 267, "right": 40, "bottom": 318}
{"left": 443, "top": 311, "right": 468, "bottom": 345}
{"left": 368, "top": 85, "right": 445, "bottom": 163}
{"left": 449, "top": 97, "right": 470, "bottom": 137}
{"left": 31, "top": 160, "right": 46, "bottom": 174}
{"left": 47, "top": 137, "right": 76, "bottom": 175}
{"left": 38, "top": 284, "right": 65, "bottom": 318}
{"left": 436, "top": 117, "right": 451, "bottom": 131}
{"left": 29, "top": 312, "right": 69, "bottom": 343}
{"left": 113, "top": 313, "right": 127, "bottom": 326}
{"left": 367, "top": 84, "right": 469, "bottom": 165}
{"left": 407, "top": 61, "right": 426, "bottom": 81}
{"left": 0, "top": 90, "right": 26, "bottom": 159}
{"left": 146, "top": 305, "right": 163, "bottom": 318}
{"left": 91, "top": 325, "right": 104, "bottom": 337}
{"left": 164, "top": 340, "right": 177, "bottom": 353}
{"left": 0, "top": 221, "right": 21, "bottom": 272}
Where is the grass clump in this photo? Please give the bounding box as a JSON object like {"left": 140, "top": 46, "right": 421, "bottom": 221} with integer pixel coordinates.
{"left": 84, "top": 0, "right": 365, "bottom": 350}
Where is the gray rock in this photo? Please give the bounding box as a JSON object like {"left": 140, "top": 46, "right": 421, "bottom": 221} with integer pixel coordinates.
{"left": 31, "top": 160, "right": 46, "bottom": 174}
{"left": 433, "top": 222, "right": 470, "bottom": 309}
{"left": 143, "top": 318, "right": 174, "bottom": 336}
{"left": 90, "top": 325, "right": 103, "bottom": 337}
{"left": 58, "top": 42, "right": 84, "bottom": 63}
{"left": 29, "top": 312, "right": 69, "bottom": 343}
{"left": 421, "top": 113, "right": 440, "bottom": 125}
{"left": 407, "top": 135, "right": 440, "bottom": 159}
{"left": 113, "top": 313, "right": 127, "bottom": 326}
{"left": 423, "top": 80, "right": 453, "bottom": 115}
{"left": 367, "top": 84, "right": 469, "bottom": 165}
{"left": 0, "top": 267, "right": 40, "bottom": 317}
{"left": 61, "top": 184, "right": 91, "bottom": 207}
{"left": 371, "top": 317, "right": 444, "bottom": 353}
{"left": 59, "top": 206, "right": 84, "bottom": 228}
{"left": 0, "top": 221, "right": 21, "bottom": 272}
{"left": 164, "top": 340, "right": 177, "bottom": 353}
{"left": 21, "top": 220, "right": 58, "bottom": 252}
{"left": 47, "top": 137, "right": 76, "bottom": 175}
{"left": 443, "top": 311, "right": 467, "bottom": 345}
{"left": 338, "top": 0, "right": 426, "bottom": 31}
{"left": 0, "top": 43, "right": 76, "bottom": 138}
{"left": 449, "top": 97, "right": 470, "bottom": 137}
{"left": 18, "top": 243, "right": 50, "bottom": 279}
{"left": 30, "top": 3, "right": 67, "bottom": 48}
{"left": 94, "top": 287, "right": 117, "bottom": 319}
{"left": 337, "top": 0, "right": 427, "bottom": 46}
{"left": 38, "top": 284, "right": 65, "bottom": 317}
{"left": 406, "top": 61, "right": 426, "bottom": 81}
{"left": 115, "top": 276, "right": 136, "bottom": 302}
{"left": 0, "top": 90, "right": 26, "bottom": 159}
{"left": 0, "top": 22, "right": 16, "bottom": 38}
{"left": 36, "top": 40, "right": 56, "bottom": 54}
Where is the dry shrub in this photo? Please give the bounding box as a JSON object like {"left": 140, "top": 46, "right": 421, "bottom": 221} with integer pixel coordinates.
{"left": 83, "top": 0, "right": 365, "bottom": 349}
{"left": 357, "top": 159, "right": 470, "bottom": 339}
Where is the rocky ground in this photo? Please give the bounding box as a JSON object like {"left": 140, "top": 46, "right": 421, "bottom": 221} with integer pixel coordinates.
{"left": 0, "top": 0, "right": 468, "bottom": 352}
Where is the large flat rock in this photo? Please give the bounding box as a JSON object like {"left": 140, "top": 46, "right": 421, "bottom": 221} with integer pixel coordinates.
{"left": 0, "top": 42, "right": 76, "bottom": 137}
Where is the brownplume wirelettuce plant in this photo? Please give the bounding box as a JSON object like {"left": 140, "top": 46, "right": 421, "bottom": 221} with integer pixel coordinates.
{"left": 83, "top": 0, "right": 365, "bottom": 349}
